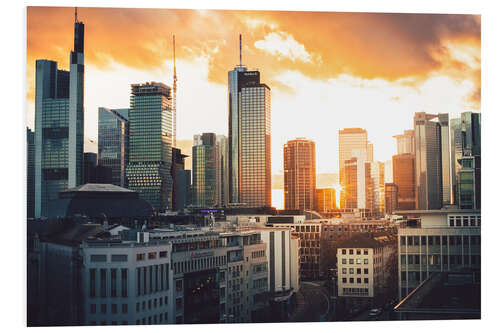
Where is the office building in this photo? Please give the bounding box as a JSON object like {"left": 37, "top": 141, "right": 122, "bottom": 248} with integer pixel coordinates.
{"left": 392, "top": 153, "right": 416, "bottom": 210}
{"left": 98, "top": 107, "right": 129, "bottom": 187}
{"left": 315, "top": 188, "right": 336, "bottom": 213}
{"left": 414, "top": 112, "right": 450, "bottom": 210}
{"left": 344, "top": 151, "right": 373, "bottom": 213}
{"left": 34, "top": 14, "right": 85, "bottom": 218}
{"left": 27, "top": 127, "right": 35, "bottom": 218}
{"left": 171, "top": 147, "right": 188, "bottom": 211}
{"left": 228, "top": 38, "right": 271, "bottom": 207}
{"left": 126, "top": 82, "right": 173, "bottom": 212}
{"left": 338, "top": 128, "right": 369, "bottom": 208}
{"left": 393, "top": 130, "right": 415, "bottom": 155}
{"left": 457, "top": 155, "right": 481, "bottom": 209}
{"left": 337, "top": 233, "right": 397, "bottom": 308}
{"left": 384, "top": 183, "right": 398, "bottom": 215}
{"left": 283, "top": 138, "right": 316, "bottom": 211}
{"left": 216, "top": 135, "right": 229, "bottom": 207}
{"left": 192, "top": 133, "right": 217, "bottom": 207}
{"left": 396, "top": 209, "right": 480, "bottom": 300}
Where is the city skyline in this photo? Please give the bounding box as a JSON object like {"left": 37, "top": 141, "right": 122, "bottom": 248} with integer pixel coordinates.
{"left": 26, "top": 7, "right": 481, "bottom": 175}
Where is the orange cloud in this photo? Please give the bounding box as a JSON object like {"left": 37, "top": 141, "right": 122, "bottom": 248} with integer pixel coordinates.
{"left": 27, "top": 7, "right": 480, "bottom": 107}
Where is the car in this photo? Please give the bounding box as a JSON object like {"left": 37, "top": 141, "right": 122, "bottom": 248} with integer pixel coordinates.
{"left": 368, "top": 308, "right": 382, "bottom": 318}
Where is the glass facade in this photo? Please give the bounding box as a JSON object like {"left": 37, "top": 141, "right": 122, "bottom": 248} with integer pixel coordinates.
{"left": 392, "top": 153, "right": 416, "bottom": 210}
{"left": 216, "top": 135, "right": 229, "bottom": 207}
{"left": 315, "top": 188, "right": 336, "bottom": 213}
{"left": 98, "top": 107, "right": 129, "bottom": 187}
{"left": 283, "top": 138, "right": 316, "bottom": 211}
{"left": 192, "top": 133, "right": 217, "bottom": 207}
{"left": 27, "top": 127, "right": 35, "bottom": 218}
{"left": 126, "top": 82, "right": 173, "bottom": 212}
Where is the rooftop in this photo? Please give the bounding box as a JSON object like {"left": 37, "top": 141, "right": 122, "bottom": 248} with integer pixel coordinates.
{"left": 61, "top": 183, "right": 134, "bottom": 193}
{"left": 337, "top": 232, "right": 396, "bottom": 249}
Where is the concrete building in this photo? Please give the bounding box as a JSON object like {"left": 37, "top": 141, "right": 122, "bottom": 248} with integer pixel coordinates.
{"left": 283, "top": 138, "right": 316, "bottom": 211}
{"left": 228, "top": 47, "right": 271, "bottom": 208}
{"left": 98, "top": 107, "right": 129, "bottom": 187}
{"left": 34, "top": 14, "right": 85, "bottom": 218}
{"left": 126, "top": 82, "right": 173, "bottom": 212}
{"left": 396, "top": 209, "right": 481, "bottom": 300}
{"left": 337, "top": 233, "right": 397, "bottom": 307}
{"left": 392, "top": 153, "right": 416, "bottom": 210}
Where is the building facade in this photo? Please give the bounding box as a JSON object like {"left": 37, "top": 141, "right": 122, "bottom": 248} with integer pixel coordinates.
{"left": 126, "top": 82, "right": 173, "bottom": 212}
{"left": 392, "top": 153, "right": 416, "bottom": 210}
{"left": 396, "top": 209, "right": 481, "bottom": 300}
{"left": 384, "top": 183, "right": 398, "bottom": 215}
{"left": 228, "top": 68, "right": 271, "bottom": 207}
{"left": 28, "top": 127, "right": 35, "bottom": 218}
{"left": 315, "top": 188, "right": 336, "bottom": 213}
{"left": 457, "top": 155, "right": 480, "bottom": 210}
{"left": 171, "top": 147, "right": 188, "bottom": 211}
{"left": 393, "top": 130, "right": 415, "bottom": 155}
{"left": 192, "top": 133, "right": 218, "bottom": 208}
{"left": 216, "top": 135, "right": 229, "bottom": 207}
{"left": 283, "top": 138, "right": 316, "bottom": 211}
{"left": 98, "top": 107, "right": 129, "bottom": 187}
{"left": 34, "top": 16, "right": 85, "bottom": 218}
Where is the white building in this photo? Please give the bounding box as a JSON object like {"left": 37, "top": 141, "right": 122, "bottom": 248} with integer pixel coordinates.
{"left": 337, "top": 233, "right": 397, "bottom": 307}
{"left": 396, "top": 209, "right": 481, "bottom": 300}
{"left": 81, "top": 237, "right": 175, "bottom": 325}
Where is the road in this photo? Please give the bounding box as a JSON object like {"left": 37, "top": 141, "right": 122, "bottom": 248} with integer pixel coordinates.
{"left": 289, "top": 282, "right": 330, "bottom": 322}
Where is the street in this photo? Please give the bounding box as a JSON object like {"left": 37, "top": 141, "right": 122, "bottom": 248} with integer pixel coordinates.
{"left": 288, "top": 282, "right": 330, "bottom": 322}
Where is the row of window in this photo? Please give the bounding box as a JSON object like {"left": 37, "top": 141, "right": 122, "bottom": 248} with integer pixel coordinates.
{"left": 341, "top": 258, "right": 370, "bottom": 265}
{"left": 342, "top": 288, "right": 369, "bottom": 296}
{"left": 341, "top": 277, "right": 370, "bottom": 284}
{"left": 400, "top": 254, "right": 480, "bottom": 266}
{"left": 135, "top": 296, "right": 168, "bottom": 312}
{"left": 341, "top": 249, "right": 369, "bottom": 255}
{"left": 400, "top": 235, "right": 480, "bottom": 246}
{"left": 342, "top": 268, "right": 369, "bottom": 275}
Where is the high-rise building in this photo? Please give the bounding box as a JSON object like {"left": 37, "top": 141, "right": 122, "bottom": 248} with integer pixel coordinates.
{"left": 392, "top": 153, "right": 416, "bottom": 210}
{"left": 315, "top": 188, "right": 336, "bottom": 213}
{"left": 283, "top": 138, "right": 316, "bottom": 211}
{"left": 414, "top": 112, "right": 451, "bottom": 210}
{"left": 126, "top": 82, "right": 173, "bottom": 212}
{"left": 216, "top": 135, "right": 229, "bottom": 207}
{"left": 457, "top": 155, "right": 481, "bottom": 210}
{"left": 27, "top": 127, "right": 35, "bottom": 218}
{"left": 450, "top": 112, "right": 481, "bottom": 204}
{"left": 83, "top": 152, "right": 112, "bottom": 184}
{"left": 98, "top": 107, "right": 129, "bottom": 187}
{"left": 338, "top": 128, "right": 368, "bottom": 208}
{"left": 228, "top": 70, "right": 271, "bottom": 207}
{"left": 34, "top": 13, "right": 85, "bottom": 218}
{"left": 344, "top": 150, "right": 372, "bottom": 212}
{"left": 384, "top": 183, "right": 398, "bottom": 215}
{"left": 171, "top": 147, "right": 188, "bottom": 211}
{"left": 367, "top": 141, "right": 374, "bottom": 162}
{"left": 393, "top": 130, "right": 415, "bottom": 155}
{"left": 192, "top": 133, "right": 217, "bottom": 207}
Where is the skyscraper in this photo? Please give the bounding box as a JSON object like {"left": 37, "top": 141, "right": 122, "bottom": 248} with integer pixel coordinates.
{"left": 126, "top": 82, "right": 173, "bottom": 212}
{"left": 228, "top": 36, "right": 271, "bottom": 207}
{"left": 392, "top": 153, "right": 416, "bottom": 210}
{"left": 393, "top": 130, "right": 415, "bottom": 155}
{"left": 338, "top": 128, "right": 368, "bottom": 208}
{"left": 216, "top": 135, "right": 229, "bottom": 207}
{"left": 315, "top": 188, "right": 336, "bottom": 213}
{"left": 192, "top": 133, "right": 217, "bottom": 207}
{"left": 34, "top": 12, "right": 84, "bottom": 218}
{"left": 414, "top": 112, "right": 451, "bottom": 210}
{"left": 344, "top": 150, "right": 372, "bottom": 212}
{"left": 384, "top": 183, "right": 398, "bottom": 215}
{"left": 98, "top": 107, "right": 129, "bottom": 187}
{"left": 283, "top": 138, "right": 316, "bottom": 211}
{"left": 27, "top": 127, "right": 35, "bottom": 218}
{"left": 171, "top": 147, "right": 188, "bottom": 211}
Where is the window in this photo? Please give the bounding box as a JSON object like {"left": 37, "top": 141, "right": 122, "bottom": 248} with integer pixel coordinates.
{"left": 349, "top": 259, "right": 354, "bottom": 264}
{"left": 349, "top": 278, "right": 354, "bottom": 283}
{"left": 363, "top": 259, "right": 368, "bottom": 264}
{"left": 400, "top": 236, "right": 406, "bottom": 246}
{"left": 122, "top": 304, "right": 128, "bottom": 314}
{"left": 349, "top": 268, "right": 354, "bottom": 274}
{"left": 357, "top": 268, "right": 361, "bottom": 274}
{"left": 349, "top": 249, "right": 354, "bottom": 255}
{"left": 342, "top": 249, "right": 346, "bottom": 255}
{"left": 342, "top": 259, "right": 347, "bottom": 264}
{"left": 176, "top": 280, "right": 182, "bottom": 292}
{"left": 111, "top": 254, "right": 128, "bottom": 262}
{"left": 421, "top": 236, "right": 426, "bottom": 245}
{"left": 356, "top": 259, "right": 361, "bottom": 264}
{"left": 401, "top": 272, "right": 407, "bottom": 281}
{"left": 100, "top": 269, "right": 107, "bottom": 297}
{"left": 363, "top": 250, "right": 368, "bottom": 255}
{"left": 364, "top": 268, "right": 368, "bottom": 274}
{"left": 357, "top": 278, "right": 361, "bottom": 283}
{"left": 342, "top": 268, "right": 347, "bottom": 274}
{"left": 356, "top": 250, "right": 361, "bottom": 255}
{"left": 111, "top": 269, "right": 117, "bottom": 297}
{"left": 121, "top": 269, "right": 128, "bottom": 297}
{"left": 408, "top": 236, "right": 413, "bottom": 246}
{"left": 136, "top": 302, "right": 140, "bottom": 312}
{"left": 364, "top": 278, "right": 369, "bottom": 283}
{"left": 136, "top": 253, "right": 145, "bottom": 261}
{"left": 89, "top": 269, "right": 96, "bottom": 298}
{"left": 342, "top": 278, "right": 347, "bottom": 283}
{"left": 148, "top": 252, "right": 157, "bottom": 259}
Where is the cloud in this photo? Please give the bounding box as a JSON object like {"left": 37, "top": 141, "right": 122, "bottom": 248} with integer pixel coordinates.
{"left": 254, "top": 31, "right": 315, "bottom": 63}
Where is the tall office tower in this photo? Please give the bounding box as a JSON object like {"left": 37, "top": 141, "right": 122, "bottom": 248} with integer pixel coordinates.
{"left": 228, "top": 35, "right": 271, "bottom": 207}
{"left": 369, "top": 161, "right": 384, "bottom": 216}
{"left": 126, "top": 82, "right": 173, "bottom": 212}
{"left": 457, "top": 155, "right": 481, "bottom": 209}
{"left": 315, "top": 188, "right": 336, "bottom": 212}
{"left": 98, "top": 107, "right": 129, "bottom": 187}
{"left": 450, "top": 112, "right": 481, "bottom": 204}
{"left": 338, "top": 128, "right": 368, "bottom": 208}
{"left": 344, "top": 150, "right": 372, "bottom": 211}
{"left": 83, "top": 152, "right": 112, "bottom": 184}
{"left": 384, "top": 160, "right": 393, "bottom": 183}
{"left": 393, "top": 130, "right": 415, "bottom": 155}
{"left": 34, "top": 12, "right": 84, "bottom": 218}
{"left": 378, "top": 161, "right": 386, "bottom": 215}
{"left": 414, "top": 112, "right": 450, "bottom": 210}
{"left": 192, "top": 133, "right": 217, "bottom": 207}
{"left": 216, "top": 135, "right": 229, "bottom": 207}
{"left": 27, "top": 128, "right": 35, "bottom": 218}
{"left": 283, "top": 138, "right": 316, "bottom": 211}
{"left": 393, "top": 153, "right": 416, "bottom": 210}
{"left": 171, "top": 147, "right": 188, "bottom": 211}
{"left": 384, "top": 183, "right": 398, "bottom": 215}
{"left": 367, "top": 141, "right": 374, "bottom": 162}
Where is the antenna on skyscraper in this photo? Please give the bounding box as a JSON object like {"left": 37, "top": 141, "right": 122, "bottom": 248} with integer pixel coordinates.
{"left": 75, "top": 7, "right": 78, "bottom": 23}
{"left": 173, "top": 34, "right": 177, "bottom": 147}
{"left": 239, "top": 34, "right": 242, "bottom": 66}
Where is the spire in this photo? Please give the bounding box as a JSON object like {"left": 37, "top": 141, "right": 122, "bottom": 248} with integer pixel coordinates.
{"left": 239, "top": 34, "right": 242, "bottom": 66}
{"left": 172, "top": 35, "right": 177, "bottom": 147}
{"left": 75, "top": 7, "right": 77, "bottom": 23}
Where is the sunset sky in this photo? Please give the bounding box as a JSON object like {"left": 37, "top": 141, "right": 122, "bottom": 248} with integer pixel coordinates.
{"left": 26, "top": 7, "right": 481, "bottom": 177}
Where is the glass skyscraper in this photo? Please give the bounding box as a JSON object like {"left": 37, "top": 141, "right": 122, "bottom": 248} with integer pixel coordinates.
{"left": 27, "top": 127, "right": 35, "bottom": 218}
{"left": 228, "top": 68, "right": 271, "bottom": 207}
{"left": 192, "top": 133, "right": 217, "bottom": 207}
{"left": 283, "top": 138, "right": 316, "bottom": 211}
{"left": 98, "top": 107, "right": 129, "bottom": 187}
{"left": 392, "top": 153, "right": 416, "bottom": 210}
{"left": 216, "top": 134, "right": 229, "bottom": 207}
{"left": 34, "top": 15, "right": 84, "bottom": 218}
{"left": 126, "top": 82, "right": 173, "bottom": 212}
